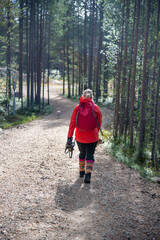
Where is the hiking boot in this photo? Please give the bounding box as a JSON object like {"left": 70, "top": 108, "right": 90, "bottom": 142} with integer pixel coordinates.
{"left": 84, "top": 173, "right": 91, "bottom": 183}
{"left": 79, "top": 171, "right": 85, "bottom": 178}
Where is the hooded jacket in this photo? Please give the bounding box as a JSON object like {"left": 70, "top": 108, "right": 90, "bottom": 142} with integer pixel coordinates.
{"left": 68, "top": 96, "right": 102, "bottom": 143}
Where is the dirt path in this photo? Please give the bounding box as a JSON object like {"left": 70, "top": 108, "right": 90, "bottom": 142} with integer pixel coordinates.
{"left": 0, "top": 85, "right": 160, "bottom": 240}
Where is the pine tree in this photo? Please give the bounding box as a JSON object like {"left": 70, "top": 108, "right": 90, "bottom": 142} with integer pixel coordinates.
{"left": 139, "top": 0, "right": 151, "bottom": 160}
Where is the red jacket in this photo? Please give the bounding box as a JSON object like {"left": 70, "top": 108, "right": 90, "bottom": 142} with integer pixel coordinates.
{"left": 68, "top": 97, "right": 102, "bottom": 143}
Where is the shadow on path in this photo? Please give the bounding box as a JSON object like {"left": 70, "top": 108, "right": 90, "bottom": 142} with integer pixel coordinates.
{"left": 55, "top": 178, "right": 92, "bottom": 212}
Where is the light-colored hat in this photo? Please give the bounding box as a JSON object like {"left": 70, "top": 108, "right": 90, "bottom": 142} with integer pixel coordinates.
{"left": 83, "top": 89, "right": 93, "bottom": 99}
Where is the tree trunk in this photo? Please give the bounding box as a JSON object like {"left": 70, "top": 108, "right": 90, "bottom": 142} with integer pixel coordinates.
{"left": 152, "top": 66, "right": 160, "bottom": 164}
{"left": 113, "top": 48, "right": 121, "bottom": 138}
{"left": 77, "top": 7, "right": 81, "bottom": 95}
{"left": 103, "top": 53, "right": 108, "bottom": 100}
{"left": 129, "top": 0, "right": 140, "bottom": 147}
{"left": 26, "top": 0, "right": 30, "bottom": 108}
{"left": 151, "top": 0, "right": 160, "bottom": 162}
{"left": 80, "top": 24, "right": 83, "bottom": 94}
{"left": 113, "top": 0, "right": 125, "bottom": 138}
{"left": 92, "top": 0, "right": 98, "bottom": 96}
{"left": 19, "top": 0, "right": 23, "bottom": 110}
{"left": 42, "top": 1, "right": 46, "bottom": 108}
{"left": 95, "top": 1, "right": 104, "bottom": 102}
{"left": 47, "top": 10, "right": 50, "bottom": 105}
{"left": 119, "top": 0, "right": 130, "bottom": 135}
{"left": 150, "top": 0, "right": 160, "bottom": 140}
{"left": 62, "top": 25, "right": 65, "bottom": 96}
{"left": 125, "top": 0, "right": 136, "bottom": 135}
{"left": 34, "top": 3, "right": 37, "bottom": 103}
{"left": 6, "top": 1, "right": 11, "bottom": 101}
{"left": 72, "top": 14, "right": 75, "bottom": 96}
{"left": 66, "top": 10, "right": 70, "bottom": 98}
{"left": 83, "top": 0, "right": 87, "bottom": 89}
{"left": 139, "top": 0, "right": 151, "bottom": 160}
{"left": 37, "top": 3, "right": 43, "bottom": 109}
{"left": 88, "top": 0, "right": 95, "bottom": 89}
{"left": 30, "top": 0, "right": 35, "bottom": 108}
{"left": 36, "top": 2, "right": 39, "bottom": 105}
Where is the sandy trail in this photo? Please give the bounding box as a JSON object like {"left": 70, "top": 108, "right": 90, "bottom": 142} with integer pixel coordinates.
{"left": 0, "top": 85, "right": 160, "bottom": 240}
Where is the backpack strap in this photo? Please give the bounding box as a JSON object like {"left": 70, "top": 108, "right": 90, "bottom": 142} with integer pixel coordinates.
{"left": 76, "top": 103, "right": 83, "bottom": 126}
{"left": 76, "top": 111, "right": 79, "bottom": 126}
{"left": 92, "top": 104, "right": 103, "bottom": 136}
{"left": 89, "top": 102, "right": 102, "bottom": 134}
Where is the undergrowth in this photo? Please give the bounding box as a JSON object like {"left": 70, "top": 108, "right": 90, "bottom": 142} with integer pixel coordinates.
{"left": 0, "top": 104, "right": 53, "bottom": 129}
{"left": 108, "top": 136, "right": 160, "bottom": 182}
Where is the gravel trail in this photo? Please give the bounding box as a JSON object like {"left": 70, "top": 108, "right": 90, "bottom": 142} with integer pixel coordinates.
{"left": 0, "top": 85, "right": 160, "bottom": 240}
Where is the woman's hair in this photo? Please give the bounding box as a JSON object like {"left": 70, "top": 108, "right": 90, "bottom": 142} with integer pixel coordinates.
{"left": 83, "top": 89, "right": 93, "bottom": 99}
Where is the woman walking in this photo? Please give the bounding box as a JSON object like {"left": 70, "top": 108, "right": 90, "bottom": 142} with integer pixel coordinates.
{"left": 67, "top": 89, "right": 102, "bottom": 183}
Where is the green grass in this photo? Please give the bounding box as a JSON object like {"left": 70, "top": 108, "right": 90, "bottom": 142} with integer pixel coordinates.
{"left": 110, "top": 138, "right": 160, "bottom": 182}
{"left": 97, "top": 129, "right": 160, "bottom": 182}
{"left": 0, "top": 114, "right": 40, "bottom": 129}
{"left": 0, "top": 104, "right": 53, "bottom": 129}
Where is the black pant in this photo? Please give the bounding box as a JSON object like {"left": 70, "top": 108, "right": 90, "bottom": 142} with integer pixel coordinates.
{"left": 77, "top": 141, "right": 97, "bottom": 161}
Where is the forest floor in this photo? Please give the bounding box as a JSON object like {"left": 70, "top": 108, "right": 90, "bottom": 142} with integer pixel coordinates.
{"left": 0, "top": 83, "right": 160, "bottom": 240}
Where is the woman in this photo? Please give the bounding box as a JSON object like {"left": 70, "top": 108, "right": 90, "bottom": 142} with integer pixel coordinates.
{"left": 67, "top": 89, "right": 102, "bottom": 183}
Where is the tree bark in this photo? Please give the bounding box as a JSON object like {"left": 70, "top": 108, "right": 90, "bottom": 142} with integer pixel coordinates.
{"left": 72, "top": 10, "right": 75, "bottom": 96}
{"left": 150, "top": 0, "right": 160, "bottom": 140}
{"left": 66, "top": 8, "right": 70, "bottom": 98}
{"left": 139, "top": 0, "right": 151, "bottom": 160}
{"left": 103, "top": 53, "right": 108, "bottom": 100}
{"left": 125, "top": 0, "right": 136, "bottom": 135}
{"left": 151, "top": 0, "right": 160, "bottom": 162}
{"left": 42, "top": 0, "right": 46, "bottom": 108}
{"left": 19, "top": 0, "right": 23, "bottom": 110}
{"left": 77, "top": 6, "right": 81, "bottom": 95}
{"left": 62, "top": 25, "right": 65, "bottom": 96}
{"left": 26, "top": 0, "right": 30, "bottom": 108}
{"left": 88, "top": 0, "right": 95, "bottom": 89}
{"left": 152, "top": 66, "right": 160, "bottom": 164}
{"left": 6, "top": 1, "right": 11, "bottom": 101}
{"left": 119, "top": 0, "right": 130, "bottom": 135}
{"left": 129, "top": 0, "right": 140, "bottom": 147}
{"left": 83, "top": 0, "right": 87, "bottom": 89}
{"left": 113, "top": 47, "right": 121, "bottom": 138}
{"left": 47, "top": 12, "right": 50, "bottom": 105}
{"left": 113, "top": 0, "right": 125, "bottom": 138}
{"left": 95, "top": 1, "right": 104, "bottom": 102}
{"left": 36, "top": 2, "right": 39, "bottom": 105}
{"left": 30, "top": 0, "right": 35, "bottom": 107}
{"left": 37, "top": 3, "right": 43, "bottom": 109}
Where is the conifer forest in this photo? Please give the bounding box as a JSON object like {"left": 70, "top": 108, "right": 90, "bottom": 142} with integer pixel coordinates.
{"left": 1, "top": 0, "right": 160, "bottom": 170}
{"left": 1, "top": 1, "right": 160, "bottom": 239}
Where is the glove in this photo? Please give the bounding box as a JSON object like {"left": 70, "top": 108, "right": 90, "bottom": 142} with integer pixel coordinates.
{"left": 66, "top": 137, "right": 73, "bottom": 146}
{"left": 67, "top": 137, "right": 72, "bottom": 143}
{"left": 65, "top": 137, "right": 75, "bottom": 158}
{"left": 97, "top": 138, "right": 104, "bottom": 145}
